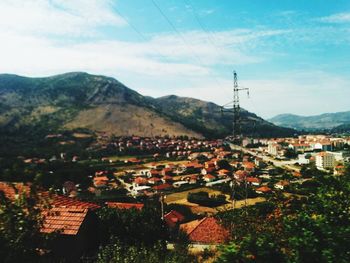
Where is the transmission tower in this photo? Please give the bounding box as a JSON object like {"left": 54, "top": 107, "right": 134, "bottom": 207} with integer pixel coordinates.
{"left": 221, "top": 71, "right": 249, "bottom": 141}
{"left": 232, "top": 71, "right": 250, "bottom": 138}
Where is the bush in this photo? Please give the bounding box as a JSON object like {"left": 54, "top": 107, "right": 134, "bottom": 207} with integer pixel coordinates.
{"left": 187, "top": 191, "right": 227, "bottom": 207}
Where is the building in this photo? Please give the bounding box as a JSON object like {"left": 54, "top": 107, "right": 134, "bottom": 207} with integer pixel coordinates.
{"left": 164, "top": 210, "right": 185, "bottom": 228}
{"left": 274, "top": 180, "right": 290, "bottom": 190}
{"left": 288, "top": 143, "right": 311, "bottom": 153}
{"left": 41, "top": 207, "right": 99, "bottom": 260}
{"left": 180, "top": 217, "right": 230, "bottom": 244}
{"left": 298, "top": 154, "right": 310, "bottom": 165}
{"left": 314, "top": 142, "right": 333, "bottom": 152}
{"left": 316, "top": 152, "right": 335, "bottom": 169}
{"left": 268, "top": 142, "right": 281, "bottom": 156}
{"left": 255, "top": 186, "right": 272, "bottom": 194}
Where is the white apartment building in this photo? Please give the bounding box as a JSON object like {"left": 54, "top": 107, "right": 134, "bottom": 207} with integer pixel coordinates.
{"left": 316, "top": 152, "right": 335, "bottom": 170}
{"left": 268, "top": 142, "right": 281, "bottom": 156}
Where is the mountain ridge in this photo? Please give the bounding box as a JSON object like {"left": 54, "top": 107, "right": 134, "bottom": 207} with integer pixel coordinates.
{"left": 0, "top": 72, "right": 295, "bottom": 138}
{"left": 269, "top": 111, "right": 350, "bottom": 131}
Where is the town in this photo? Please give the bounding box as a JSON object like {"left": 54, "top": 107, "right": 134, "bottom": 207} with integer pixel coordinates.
{"left": 1, "top": 131, "right": 349, "bottom": 261}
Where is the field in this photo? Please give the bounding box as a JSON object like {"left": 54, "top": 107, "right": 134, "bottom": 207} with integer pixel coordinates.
{"left": 165, "top": 187, "right": 266, "bottom": 214}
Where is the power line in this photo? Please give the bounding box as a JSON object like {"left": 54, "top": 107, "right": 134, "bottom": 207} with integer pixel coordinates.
{"left": 150, "top": 0, "right": 223, "bottom": 89}
{"left": 150, "top": 0, "right": 204, "bottom": 65}
{"left": 113, "top": 5, "right": 211, "bottom": 96}
{"left": 113, "top": 7, "right": 169, "bottom": 62}
{"left": 184, "top": 0, "right": 220, "bottom": 53}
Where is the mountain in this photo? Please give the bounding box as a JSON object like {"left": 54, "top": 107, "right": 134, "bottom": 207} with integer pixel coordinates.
{"left": 151, "top": 95, "right": 295, "bottom": 138}
{"left": 0, "top": 72, "right": 295, "bottom": 139}
{"left": 269, "top": 112, "right": 350, "bottom": 131}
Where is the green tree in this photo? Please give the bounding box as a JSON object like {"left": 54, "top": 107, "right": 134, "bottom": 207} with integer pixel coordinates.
{"left": 0, "top": 186, "right": 54, "bottom": 262}
{"left": 216, "top": 169, "right": 350, "bottom": 263}
{"left": 97, "top": 203, "right": 166, "bottom": 246}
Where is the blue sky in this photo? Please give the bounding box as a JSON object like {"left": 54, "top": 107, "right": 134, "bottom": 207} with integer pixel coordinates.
{"left": 0, "top": 0, "right": 350, "bottom": 118}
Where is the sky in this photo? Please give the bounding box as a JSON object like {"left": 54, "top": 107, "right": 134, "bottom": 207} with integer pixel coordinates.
{"left": 1, "top": 0, "right": 350, "bottom": 118}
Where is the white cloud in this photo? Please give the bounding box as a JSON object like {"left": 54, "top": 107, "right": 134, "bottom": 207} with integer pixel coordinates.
{"left": 0, "top": 0, "right": 125, "bottom": 37}
{"left": 0, "top": 17, "right": 287, "bottom": 77}
{"left": 2, "top": 1, "right": 347, "bottom": 118}
{"left": 319, "top": 12, "right": 350, "bottom": 23}
{"left": 135, "top": 70, "right": 350, "bottom": 119}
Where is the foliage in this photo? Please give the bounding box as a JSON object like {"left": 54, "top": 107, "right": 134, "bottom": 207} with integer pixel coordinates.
{"left": 216, "top": 168, "right": 350, "bottom": 262}
{"left": 300, "top": 163, "right": 327, "bottom": 178}
{"left": 187, "top": 191, "right": 227, "bottom": 207}
{"left": 284, "top": 148, "right": 297, "bottom": 159}
{"left": 217, "top": 159, "right": 232, "bottom": 171}
{"left": 96, "top": 238, "right": 195, "bottom": 263}
{"left": 96, "top": 203, "right": 166, "bottom": 246}
{"left": 0, "top": 187, "right": 54, "bottom": 263}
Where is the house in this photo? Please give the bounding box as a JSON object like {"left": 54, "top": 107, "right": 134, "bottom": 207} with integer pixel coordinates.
{"left": 204, "top": 161, "right": 216, "bottom": 169}
{"left": 218, "top": 169, "right": 231, "bottom": 177}
{"left": 180, "top": 217, "right": 230, "bottom": 244}
{"left": 93, "top": 176, "right": 109, "bottom": 188}
{"left": 293, "top": 171, "right": 302, "bottom": 178}
{"left": 242, "top": 161, "right": 255, "bottom": 173}
{"left": 234, "top": 170, "right": 248, "bottom": 182}
{"left": 133, "top": 177, "right": 148, "bottom": 187}
{"left": 201, "top": 167, "right": 216, "bottom": 175}
{"left": 162, "top": 175, "right": 174, "bottom": 183}
{"left": 164, "top": 210, "right": 185, "bottom": 228}
{"left": 255, "top": 186, "right": 272, "bottom": 194}
{"left": 0, "top": 182, "right": 101, "bottom": 261}
{"left": 316, "top": 152, "right": 335, "bottom": 169}
{"left": 274, "top": 180, "right": 290, "bottom": 190}
{"left": 152, "top": 183, "right": 172, "bottom": 191}
{"left": 41, "top": 207, "right": 99, "bottom": 260}
{"left": 188, "top": 175, "right": 199, "bottom": 184}
{"left": 246, "top": 177, "right": 261, "bottom": 186}
{"left": 131, "top": 185, "right": 151, "bottom": 196}
{"left": 148, "top": 177, "right": 161, "bottom": 185}
{"left": 203, "top": 174, "right": 216, "bottom": 182}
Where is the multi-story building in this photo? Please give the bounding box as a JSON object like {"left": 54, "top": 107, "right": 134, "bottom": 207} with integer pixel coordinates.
{"left": 268, "top": 142, "right": 281, "bottom": 156}
{"left": 316, "top": 152, "right": 335, "bottom": 170}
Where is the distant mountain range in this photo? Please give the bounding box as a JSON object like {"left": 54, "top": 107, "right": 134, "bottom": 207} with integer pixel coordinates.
{"left": 0, "top": 72, "right": 295, "bottom": 139}
{"left": 269, "top": 112, "right": 350, "bottom": 131}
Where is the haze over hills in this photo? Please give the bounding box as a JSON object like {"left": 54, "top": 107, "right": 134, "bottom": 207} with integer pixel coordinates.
{"left": 269, "top": 112, "right": 350, "bottom": 131}
{"left": 0, "top": 72, "right": 295, "bottom": 138}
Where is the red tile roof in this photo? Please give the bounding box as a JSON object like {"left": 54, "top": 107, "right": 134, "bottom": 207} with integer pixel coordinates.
{"left": 180, "top": 217, "right": 230, "bottom": 244}
{"left": 246, "top": 177, "right": 261, "bottom": 183}
{"left": 204, "top": 174, "right": 216, "bottom": 179}
{"left": 152, "top": 183, "right": 172, "bottom": 191}
{"left": 0, "top": 182, "right": 101, "bottom": 210}
{"left": 134, "top": 177, "right": 148, "bottom": 185}
{"left": 164, "top": 210, "right": 185, "bottom": 228}
{"left": 41, "top": 207, "right": 89, "bottom": 235}
{"left": 106, "top": 202, "right": 144, "bottom": 210}
{"left": 48, "top": 194, "right": 101, "bottom": 210}
{"left": 0, "top": 182, "right": 30, "bottom": 200}
{"left": 256, "top": 186, "right": 272, "bottom": 193}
